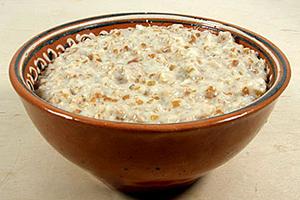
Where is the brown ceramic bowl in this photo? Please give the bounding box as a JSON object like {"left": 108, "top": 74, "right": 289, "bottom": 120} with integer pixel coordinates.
{"left": 9, "top": 13, "right": 290, "bottom": 192}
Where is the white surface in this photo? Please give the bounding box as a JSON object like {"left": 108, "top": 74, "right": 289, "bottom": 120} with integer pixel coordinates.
{"left": 0, "top": 0, "right": 299, "bottom": 199}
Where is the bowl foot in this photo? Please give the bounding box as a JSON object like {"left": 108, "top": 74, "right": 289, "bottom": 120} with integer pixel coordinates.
{"left": 117, "top": 178, "right": 200, "bottom": 198}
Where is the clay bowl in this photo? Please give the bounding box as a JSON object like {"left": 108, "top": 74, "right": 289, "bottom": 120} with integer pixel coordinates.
{"left": 9, "top": 13, "right": 290, "bottom": 192}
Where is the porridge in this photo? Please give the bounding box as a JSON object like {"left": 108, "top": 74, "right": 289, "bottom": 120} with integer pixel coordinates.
{"left": 36, "top": 24, "right": 268, "bottom": 123}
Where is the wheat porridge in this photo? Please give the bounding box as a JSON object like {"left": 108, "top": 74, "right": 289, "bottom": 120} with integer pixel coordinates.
{"left": 36, "top": 24, "right": 268, "bottom": 123}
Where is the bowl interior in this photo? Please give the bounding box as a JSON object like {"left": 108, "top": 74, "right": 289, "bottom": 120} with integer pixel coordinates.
{"left": 10, "top": 13, "right": 290, "bottom": 128}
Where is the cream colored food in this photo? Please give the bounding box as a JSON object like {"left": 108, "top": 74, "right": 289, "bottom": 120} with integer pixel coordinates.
{"left": 36, "top": 24, "right": 267, "bottom": 123}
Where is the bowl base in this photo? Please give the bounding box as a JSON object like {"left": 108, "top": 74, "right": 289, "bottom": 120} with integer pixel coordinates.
{"left": 116, "top": 178, "right": 199, "bottom": 195}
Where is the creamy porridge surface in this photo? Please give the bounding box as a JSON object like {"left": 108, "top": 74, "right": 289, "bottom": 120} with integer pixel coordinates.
{"left": 36, "top": 24, "right": 268, "bottom": 123}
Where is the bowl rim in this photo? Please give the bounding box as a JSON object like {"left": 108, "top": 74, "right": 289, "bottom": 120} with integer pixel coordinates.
{"left": 9, "top": 12, "right": 291, "bottom": 132}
